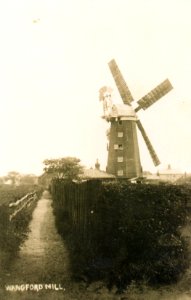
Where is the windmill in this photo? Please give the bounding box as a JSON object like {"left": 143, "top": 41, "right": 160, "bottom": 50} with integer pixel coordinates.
{"left": 99, "top": 59, "right": 173, "bottom": 178}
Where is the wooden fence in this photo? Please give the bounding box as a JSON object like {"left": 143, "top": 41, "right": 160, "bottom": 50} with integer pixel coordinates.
{"left": 51, "top": 179, "right": 102, "bottom": 240}
{"left": 9, "top": 191, "right": 38, "bottom": 221}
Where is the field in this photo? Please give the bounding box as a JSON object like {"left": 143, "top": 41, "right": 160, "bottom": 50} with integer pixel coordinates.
{"left": 0, "top": 184, "right": 39, "bottom": 205}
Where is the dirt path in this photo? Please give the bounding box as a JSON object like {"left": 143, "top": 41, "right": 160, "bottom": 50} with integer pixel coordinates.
{"left": 7, "top": 190, "right": 70, "bottom": 283}
{"left": 0, "top": 191, "right": 82, "bottom": 300}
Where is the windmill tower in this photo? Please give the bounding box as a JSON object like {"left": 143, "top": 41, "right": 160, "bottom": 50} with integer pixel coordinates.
{"left": 99, "top": 59, "right": 173, "bottom": 178}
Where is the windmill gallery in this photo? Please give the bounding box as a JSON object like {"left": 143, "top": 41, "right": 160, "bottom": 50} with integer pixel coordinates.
{"left": 99, "top": 59, "right": 173, "bottom": 179}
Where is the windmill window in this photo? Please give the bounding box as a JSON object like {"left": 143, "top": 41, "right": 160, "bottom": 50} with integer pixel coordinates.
{"left": 118, "top": 132, "right": 123, "bottom": 138}
{"left": 117, "top": 157, "right": 123, "bottom": 162}
{"left": 114, "top": 144, "right": 123, "bottom": 150}
{"left": 117, "top": 170, "right": 123, "bottom": 176}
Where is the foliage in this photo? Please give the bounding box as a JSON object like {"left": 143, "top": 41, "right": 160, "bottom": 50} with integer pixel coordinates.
{"left": 4, "top": 171, "right": 21, "bottom": 185}
{"left": 0, "top": 185, "right": 43, "bottom": 275}
{"left": 96, "top": 182, "right": 189, "bottom": 288}
{"left": 19, "top": 174, "right": 38, "bottom": 185}
{"left": 51, "top": 180, "right": 191, "bottom": 291}
{"left": 2, "top": 171, "right": 38, "bottom": 186}
{"left": 0, "top": 184, "right": 39, "bottom": 205}
{"left": 43, "top": 157, "right": 84, "bottom": 180}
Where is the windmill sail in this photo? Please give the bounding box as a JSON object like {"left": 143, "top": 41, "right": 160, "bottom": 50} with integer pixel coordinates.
{"left": 135, "top": 79, "right": 173, "bottom": 112}
{"left": 108, "top": 59, "right": 134, "bottom": 105}
{"left": 136, "top": 120, "right": 160, "bottom": 166}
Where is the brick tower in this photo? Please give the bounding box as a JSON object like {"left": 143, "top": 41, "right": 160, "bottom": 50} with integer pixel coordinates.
{"left": 106, "top": 119, "right": 142, "bottom": 178}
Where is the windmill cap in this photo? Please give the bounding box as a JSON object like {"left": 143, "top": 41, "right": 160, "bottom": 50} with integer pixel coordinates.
{"left": 112, "top": 104, "right": 137, "bottom": 119}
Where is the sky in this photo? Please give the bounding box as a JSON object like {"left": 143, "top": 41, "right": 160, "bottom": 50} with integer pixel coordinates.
{"left": 0, "top": 0, "right": 191, "bottom": 176}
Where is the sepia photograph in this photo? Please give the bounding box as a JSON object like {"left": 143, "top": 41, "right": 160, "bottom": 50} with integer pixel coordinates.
{"left": 1, "top": 0, "right": 191, "bottom": 299}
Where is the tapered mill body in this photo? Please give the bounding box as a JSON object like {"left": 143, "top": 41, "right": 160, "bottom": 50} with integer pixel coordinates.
{"left": 107, "top": 119, "right": 142, "bottom": 178}
{"left": 99, "top": 87, "right": 142, "bottom": 178}
{"left": 99, "top": 59, "right": 173, "bottom": 179}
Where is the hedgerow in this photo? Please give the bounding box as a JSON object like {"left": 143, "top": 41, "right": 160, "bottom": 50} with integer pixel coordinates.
{"left": 96, "top": 182, "right": 190, "bottom": 289}
{"left": 51, "top": 180, "right": 191, "bottom": 291}
{"left": 0, "top": 185, "right": 43, "bottom": 273}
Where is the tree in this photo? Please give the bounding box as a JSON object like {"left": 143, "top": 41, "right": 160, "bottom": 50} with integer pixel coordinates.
{"left": 5, "top": 171, "right": 21, "bottom": 186}
{"left": 43, "top": 157, "right": 84, "bottom": 181}
{"left": 20, "top": 174, "right": 38, "bottom": 185}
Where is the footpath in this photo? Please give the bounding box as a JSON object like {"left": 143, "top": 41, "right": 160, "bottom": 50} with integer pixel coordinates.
{"left": 0, "top": 190, "right": 79, "bottom": 300}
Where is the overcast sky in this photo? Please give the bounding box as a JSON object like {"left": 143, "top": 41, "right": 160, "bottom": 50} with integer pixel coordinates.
{"left": 0, "top": 0, "right": 191, "bottom": 175}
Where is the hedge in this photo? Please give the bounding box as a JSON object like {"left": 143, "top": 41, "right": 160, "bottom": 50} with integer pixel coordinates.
{"left": 0, "top": 185, "right": 43, "bottom": 275}
{"left": 51, "top": 180, "right": 191, "bottom": 291}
